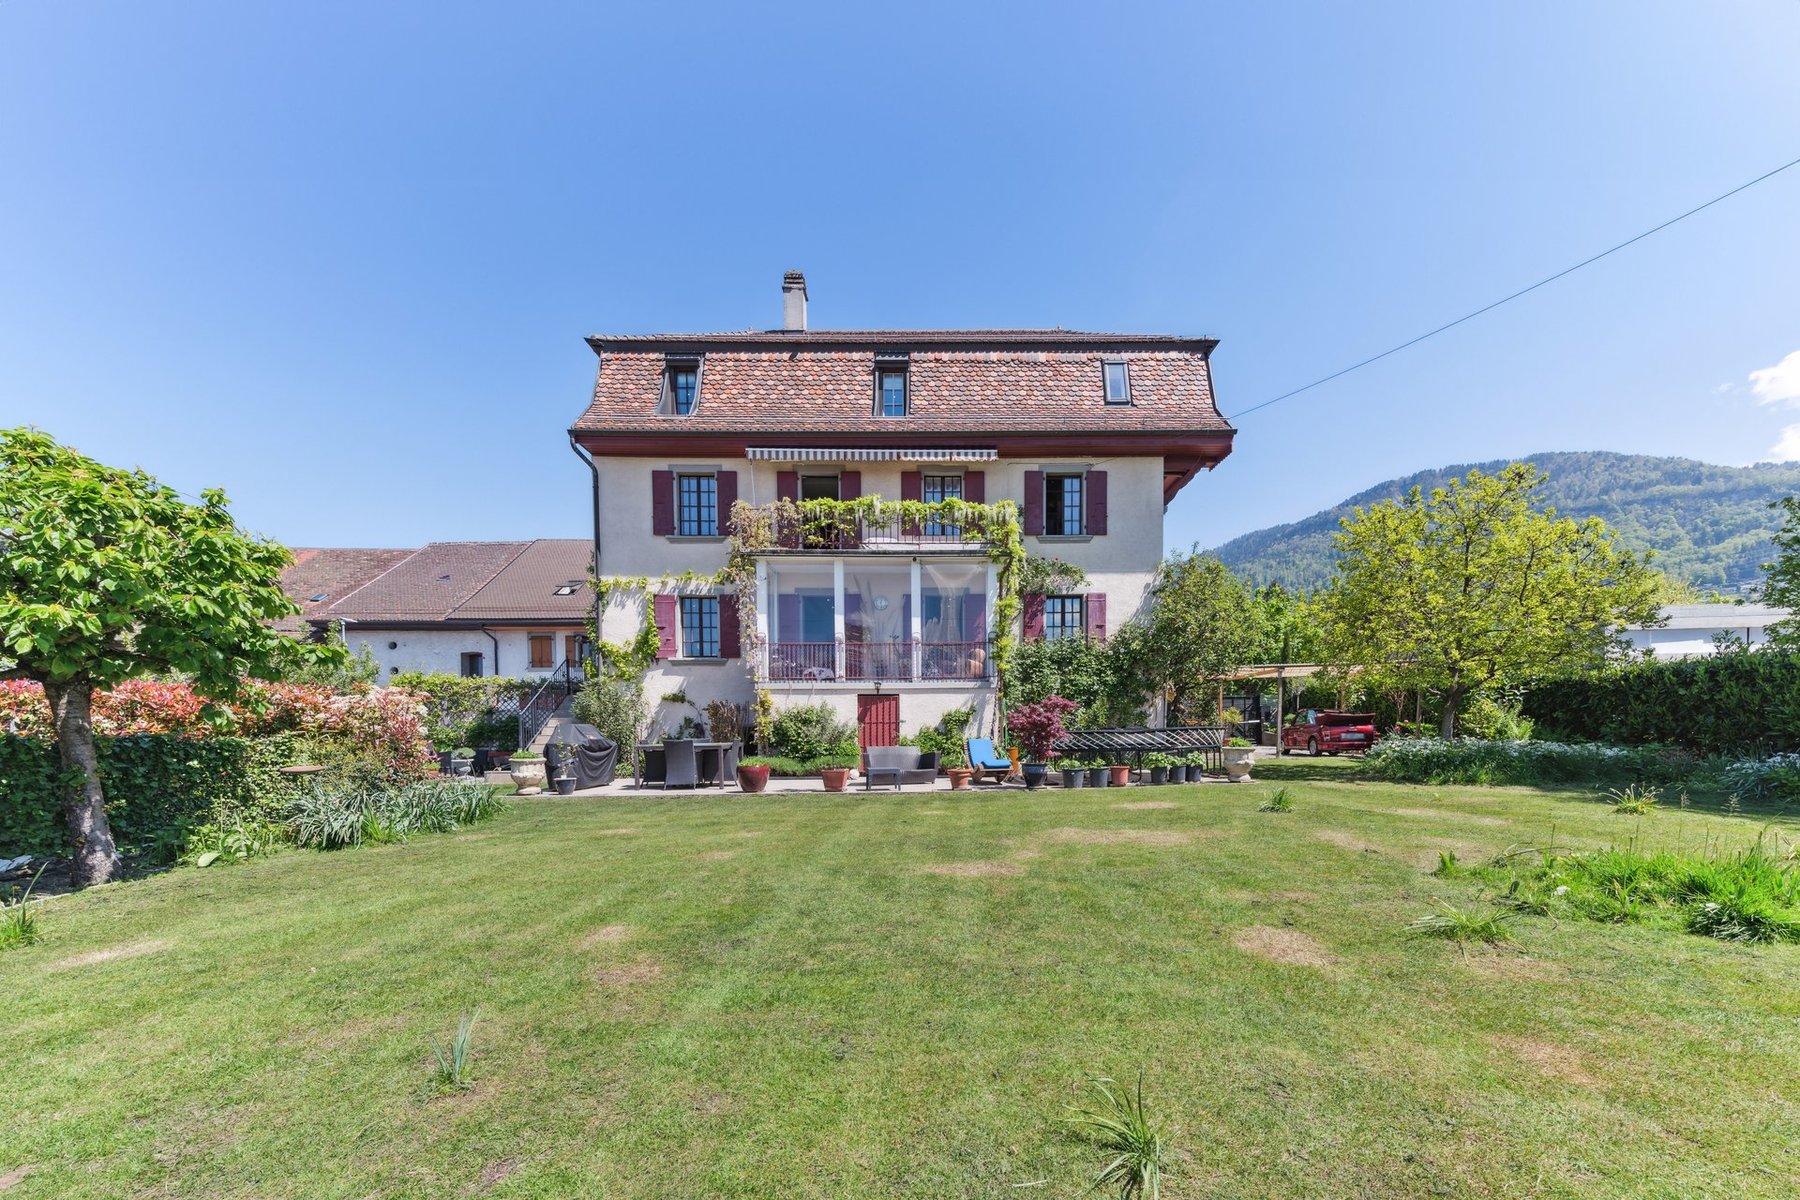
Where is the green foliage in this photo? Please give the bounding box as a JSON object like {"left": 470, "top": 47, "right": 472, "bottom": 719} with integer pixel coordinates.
{"left": 767, "top": 704, "right": 858, "bottom": 763}
{"left": 1449, "top": 835, "right": 1800, "bottom": 945}
{"left": 1005, "top": 635, "right": 1148, "bottom": 728}
{"left": 1406, "top": 899, "right": 1518, "bottom": 944}
{"left": 286, "top": 636, "right": 380, "bottom": 690}
{"left": 0, "top": 867, "right": 46, "bottom": 951}
{"left": 1063, "top": 1072, "right": 1173, "bottom": 1200}
{"left": 1319, "top": 463, "right": 1661, "bottom": 736}
{"left": 1216, "top": 450, "right": 1800, "bottom": 593}
{"left": 1760, "top": 495, "right": 1800, "bottom": 650}
{"left": 430, "top": 1011, "right": 478, "bottom": 1094}
{"left": 1605, "top": 783, "right": 1661, "bottom": 815}
{"left": 1258, "top": 788, "right": 1293, "bottom": 812}
{"left": 910, "top": 706, "right": 975, "bottom": 769}
{"left": 1523, "top": 652, "right": 1800, "bottom": 757}
{"left": 1364, "top": 736, "right": 1724, "bottom": 790}
{"left": 573, "top": 676, "right": 646, "bottom": 754}
{"left": 181, "top": 819, "right": 290, "bottom": 867}
{"left": 288, "top": 780, "right": 507, "bottom": 850}
{"left": 0, "top": 732, "right": 303, "bottom": 859}
{"left": 737, "top": 755, "right": 810, "bottom": 777}
{"left": 1131, "top": 549, "right": 1264, "bottom": 721}
{"left": 1248, "top": 582, "right": 1326, "bottom": 666}
{"left": 1019, "top": 554, "right": 1087, "bottom": 596}
{"left": 1457, "top": 691, "right": 1536, "bottom": 742}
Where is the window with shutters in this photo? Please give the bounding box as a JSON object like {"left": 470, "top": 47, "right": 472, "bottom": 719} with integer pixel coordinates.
{"left": 677, "top": 473, "right": 717, "bottom": 536}
{"left": 922, "top": 473, "right": 962, "bottom": 537}
{"left": 1044, "top": 474, "right": 1084, "bottom": 536}
{"left": 659, "top": 357, "right": 702, "bottom": 415}
{"left": 1043, "top": 596, "right": 1086, "bottom": 641}
{"left": 681, "top": 596, "right": 721, "bottom": 658}
{"left": 528, "top": 633, "right": 554, "bottom": 668}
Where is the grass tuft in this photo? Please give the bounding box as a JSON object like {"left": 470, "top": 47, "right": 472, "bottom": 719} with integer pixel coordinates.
{"left": 430, "top": 1010, "right": 479, "bottom": 1093}
{"left": 1605, "top": 783, "right": 1661, "bottom": 816}
{"left": 1257, "top": 788, "right": 1294, "bottom": 813}
{"left": 1407, "top": 899, "right": 1517, "bottom": 944}
{"left": 1064, "top": 1072, "right": 1173, "bottom": 1200}
{"left": 0, "top": 865, "right": 46, "bottom": 951}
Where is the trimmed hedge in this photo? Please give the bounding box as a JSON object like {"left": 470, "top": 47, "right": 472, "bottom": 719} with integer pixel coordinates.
{"left": 1523, "top": 652, "right": 1800, "bottom": 757}
{"left": 0, "top": 733, "right": 300, "bottom": 859}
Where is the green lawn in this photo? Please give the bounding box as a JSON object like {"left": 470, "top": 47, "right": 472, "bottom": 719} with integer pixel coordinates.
{"left": 5, "top": 762, "right": 1798, "bottom": 1198}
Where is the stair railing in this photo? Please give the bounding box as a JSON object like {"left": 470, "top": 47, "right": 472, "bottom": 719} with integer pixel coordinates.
{"left": 517, "top": 659, "right": 580, "bottom": 750}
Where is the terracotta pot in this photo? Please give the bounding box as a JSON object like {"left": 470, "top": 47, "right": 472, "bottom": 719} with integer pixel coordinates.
{"left": 947, "top": 768, "right": 973, "bottom": 791}
{"left": 820, "top": 767, "right": 850, "bottom": 792}
{"left": 1108, "top": 764, "right": 1131, "bottom": 788}
{"left": 737, "top": 764, "right": 771, "bottom": 794}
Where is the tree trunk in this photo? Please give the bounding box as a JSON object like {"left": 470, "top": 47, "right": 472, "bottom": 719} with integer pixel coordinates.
{"left": 1438, "top": 688, "right": 1464, "bottom": 740}
{"left": 43, "top": 678, "right": 120, "bottom": 887}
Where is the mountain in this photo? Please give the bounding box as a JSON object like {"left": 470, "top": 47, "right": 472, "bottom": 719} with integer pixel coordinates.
{"left": 1213, "top": 451, "right": 1800, "bottom": 593}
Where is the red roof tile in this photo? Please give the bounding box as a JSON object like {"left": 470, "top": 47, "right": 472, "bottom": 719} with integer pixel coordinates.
{"left": 309, "top": 541, "right": 594, "bottom": 626}
{"left": 276, "top": 548, "right": 413, "bottom": 634}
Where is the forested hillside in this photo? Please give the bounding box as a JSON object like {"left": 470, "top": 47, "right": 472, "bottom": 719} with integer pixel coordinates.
{"left": 1214, "top": 451, "right": 1800, "bottom": 592}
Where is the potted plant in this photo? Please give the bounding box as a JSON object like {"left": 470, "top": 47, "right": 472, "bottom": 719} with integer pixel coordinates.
{"left": 1222, "top": 737, "right": 1257, "bottom": 783}
{"left": 818, "top": 757, "right": 852, "bottom": 792}
{"left": 450, "top": 747, "right": 476, "bottom": 777}
{"left": 1107, "top": 762, "right": 1132, "bottom": 788}
{"left": 1144, "top": 752, "right": 1172, "bottom": 786}
{"left": 1006, "top": 696, "right": 1078, "bottom": 791}
{"left": 508, "top": 750, "right": 546, "bottom": 795}
{"left": 736, "top": 758, "right": 772, "bottom": 794}
{"left": 947, "top": 766, "right": 974, "bottom": 791}
{"left": 1059, "top": 757, "right": 1086, "bottom": 788}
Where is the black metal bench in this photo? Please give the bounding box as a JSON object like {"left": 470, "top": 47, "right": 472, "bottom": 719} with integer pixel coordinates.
{"left": 1052, "top": 726, "right": 1226, "bottom": 773}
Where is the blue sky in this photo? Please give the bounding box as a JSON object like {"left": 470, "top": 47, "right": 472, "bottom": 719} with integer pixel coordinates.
{"left": 3, "top": 1, "right": 1798, "bottom": 554}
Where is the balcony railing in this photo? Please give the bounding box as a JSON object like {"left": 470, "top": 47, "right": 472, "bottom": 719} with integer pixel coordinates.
{"left": 767, "top": 639, "right": 993, "bottom": 683}
{"left": 763, "top": 509, "right": 992, "bottom": 553}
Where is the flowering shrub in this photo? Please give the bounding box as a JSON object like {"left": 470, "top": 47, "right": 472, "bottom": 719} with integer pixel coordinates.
{"left": 1007, "top": 695, "right": 1079, "bottom": 762}
{"left": 1722, "top": 754, "right": 1800, "bottom": 805}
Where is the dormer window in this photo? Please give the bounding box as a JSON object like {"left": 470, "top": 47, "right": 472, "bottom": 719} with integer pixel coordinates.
{"left": 875, "top": 356, "right": 909, "bottom": 417}
{"left": 1102, "top": 360, "right": 1131, "bottom": 404}
{"left": 661, "top": 357, "right": 702, "bottom": 415}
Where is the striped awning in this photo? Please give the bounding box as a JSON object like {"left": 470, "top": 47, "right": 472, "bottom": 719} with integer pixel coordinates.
{"left": 745, "top": 447, "right": 998, "bottom": 463}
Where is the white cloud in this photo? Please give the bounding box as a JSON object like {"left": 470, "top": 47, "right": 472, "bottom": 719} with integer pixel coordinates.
{"left": 1768, "top": 422, "right": 1800, "bottom": 462}
{"left": 1750, "top": 349, "right": 1800, "bottom": 408}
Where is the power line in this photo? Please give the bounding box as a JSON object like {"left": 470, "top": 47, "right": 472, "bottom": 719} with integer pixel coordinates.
{"left": 1227, "top": 153, "right": 1800, "bottom": 422}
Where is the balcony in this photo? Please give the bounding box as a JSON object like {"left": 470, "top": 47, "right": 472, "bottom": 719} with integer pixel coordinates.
{"left": 751, "top": 504, "right": 996, "bottom": 555}
{"left": 768, "top": 639, "right": 991, "bottom": 683}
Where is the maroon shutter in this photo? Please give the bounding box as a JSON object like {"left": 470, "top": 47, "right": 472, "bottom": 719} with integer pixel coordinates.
{"left": 900, "top": 471, "right": 921, "bottom": 502}
{"left": 1022, "top": 593, "right": 1045, "bottom": 642}
{"left": 1085, "top": 592, "right": 1107, "bottom": 641}
{"left": 651, "top": 469, "right": 675, "bottom": 536}
{"left": 719, "top": 594, "right": 741, "bottom": 658}
{"left": 652, "top": 594, "right": 678, "bottom": 659}
{"left": 715, "top": 470, "right": 737, "bottom": 536}
{"left": 839, "top": 470, "right": 861, "bottom": 501}
{"left": 1023, "top": 470, "right": 1044, "bottom": 536}
{"left": 1086, "top": 470, "right": 1108, "bottom": 535}
{"left": 962, "top": 470, "right": 985, "bottom": 504}
{"left": 776, "top": 470, "right": 798, "bottom": 502}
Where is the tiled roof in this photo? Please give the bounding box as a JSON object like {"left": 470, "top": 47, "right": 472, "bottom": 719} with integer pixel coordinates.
{"left": 572, "top": 339, "right": 1231, "bottom": 436}
{"left": 314, "top": 541, "right": 593, "bottom": 625}
{"left": 276, "top": 548, "right": 413, "bottom": 634}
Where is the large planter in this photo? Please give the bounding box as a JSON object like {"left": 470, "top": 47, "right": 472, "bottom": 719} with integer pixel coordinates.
{"left": 1222, "top": 746, "right": 1256, "bottom": 783}
{"left": 820, "top": 767, "right": 850, "bottom": 792}
{"left": 451, "top": 757, "right": 474, "bottom": 778}
{"left": 947, "top": 768, "right": 973, "bottom": 791}
{"left": 1022, "top": 763, "right": 1048, "bottom": 790}
{"left": 1059, "top": 767, "right": 1085, "bottom": 788}
{"left": 1084, "top": 767, "right": 1107, "bottom": 789}
{"left": 737, "top": 764, "right": 771, "bottom": 794}
{"left": 1148, "top": 766, "right": 1169, "bottom": 786}
{"left": 1108, "top": 765, "right": 1131, "bottom": 788}
{"left": 509, "top": 757, "right": 547, "bottom": 795}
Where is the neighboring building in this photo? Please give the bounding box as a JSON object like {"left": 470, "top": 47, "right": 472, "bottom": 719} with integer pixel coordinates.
{"left": 287, "top": 540, "right": 594, "bottom": 679}
{"left": 274, "top": 547, "right": 413, "bottom": 636}
{"left": 1622, "top": 603, "right": 1790, "bottom": 658}
{"left": 567, "top": 272, "right": 1235, "bottom": 744}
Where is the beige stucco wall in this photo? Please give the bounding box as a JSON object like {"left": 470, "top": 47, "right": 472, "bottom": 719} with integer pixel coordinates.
{"left": 592, "top": 453, "right": 1168, "bottom": 736}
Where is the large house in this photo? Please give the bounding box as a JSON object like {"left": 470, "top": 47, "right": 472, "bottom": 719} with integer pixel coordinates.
{"left": 567, "top": 272, "right": 1235, "bottom": 745}
{"left": 1622, "top": 603, "right": 1790, "bottom": 658}
{"left": 284, "top": 540, "right": 594, "bottom": 679}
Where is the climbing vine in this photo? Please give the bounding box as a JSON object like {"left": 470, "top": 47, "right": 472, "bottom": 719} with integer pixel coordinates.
{"left": 723, "top": 496, "right": 1026, "bottom": 725}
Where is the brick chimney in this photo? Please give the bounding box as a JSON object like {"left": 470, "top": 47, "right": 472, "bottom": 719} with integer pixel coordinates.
{"left": 781, "top": 270, "right": 808, "bottom": 332}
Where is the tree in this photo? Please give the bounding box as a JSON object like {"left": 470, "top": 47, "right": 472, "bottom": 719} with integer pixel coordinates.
{"left": 1760, "top": 496, "right": 1800, "bottom": 650}
{"left": 1316, "top": 463, "right": 1659, "bottom": 738}
{"left": 1130, "top": 549, "right": 1264, "bottom": 722}
{"left": 0, "top": 428, "right": 329, "bottom": 885}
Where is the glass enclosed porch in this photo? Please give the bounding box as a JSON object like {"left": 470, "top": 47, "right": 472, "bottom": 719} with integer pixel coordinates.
{"left": 759, "top": 559, "right": 994, "bottom": 683}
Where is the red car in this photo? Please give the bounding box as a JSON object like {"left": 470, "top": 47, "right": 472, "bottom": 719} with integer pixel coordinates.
{"left": 1281, "top": 710, "right": 1379, "bottom": 756}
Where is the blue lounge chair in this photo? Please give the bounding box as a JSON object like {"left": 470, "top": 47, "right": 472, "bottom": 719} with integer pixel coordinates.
{"left": 966, "top": 738, "right": 1013, "bottom": 785}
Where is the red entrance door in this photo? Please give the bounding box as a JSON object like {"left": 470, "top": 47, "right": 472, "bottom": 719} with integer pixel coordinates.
{"left": 857, "top": 694, "right": 899, "bottom": 749}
